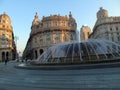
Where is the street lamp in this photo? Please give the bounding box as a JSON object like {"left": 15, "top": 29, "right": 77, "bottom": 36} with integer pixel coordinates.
{"left": 14, "top": 36, "right": 19, "bottom": 60}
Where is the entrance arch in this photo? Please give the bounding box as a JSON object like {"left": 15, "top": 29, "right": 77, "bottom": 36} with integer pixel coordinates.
{"left": 2, "top": 52, "right": 5, "bottom": 61}
{"left": 6, "top": 52, "right": 9, "bottom": 60}
{"left": 39, "top": 49, "right": 44, "bottom": 55}
{"left": 35, "top": 50, "right": 38, "bottom": 59}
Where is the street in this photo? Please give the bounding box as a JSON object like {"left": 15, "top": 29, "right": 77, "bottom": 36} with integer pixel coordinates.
{"left": 0, "top": 61, "right": 120, "bottom": 90}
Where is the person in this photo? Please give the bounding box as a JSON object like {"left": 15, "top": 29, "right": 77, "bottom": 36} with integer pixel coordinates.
{"left": 25, "top": 58, "right": 27, "bottom": 63}
{"left": 21, "top": 59, "right": 24, "bottom": 62}
{"left": 5, "top": 59, "right": 8, "bottom": 65}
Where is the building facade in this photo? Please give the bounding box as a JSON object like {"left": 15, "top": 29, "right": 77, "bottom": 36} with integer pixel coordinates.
{"left": 0, "top": 12, "right": 16, "bottom": 61}
{"left": 23, "top": 12, "right": 77, "bottom": 59}
{"left": 89, "top": 7, "right": 120, "bottom": 44}
{"left": 80, "top": 25, "right": 91, "bottom": 41}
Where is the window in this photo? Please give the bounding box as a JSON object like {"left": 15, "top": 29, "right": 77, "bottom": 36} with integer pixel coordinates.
{"left": 111, "top": 33, "right": 113, "bottom": 35}
{"left": 116, "top": 27, "right": 118, "bottom": 30}
{"left": 55, "top": 22, "right": 57, "bottom": 26}
{"left": 2, "top": 30, "right": 5, "bottom": 33}
{"left": 36, "top": 25, "right": 39, "bottom": 29}
{"left": 70, "top": 34, "right": 73, "bottom": 40}
{"left": 110, "top": 28, "right": 112, "bottom": 31}
{"left": 112, "top": 37, "right": 114, "bottom": 41}
{"left": 46, "top": 22, "right": 49, "bottom": 27}
{"left": 39, "top": 38, "right": 43, "bottom": 44}
{"left": 3, "top": 25, "right": 5, "bottom": 28}
{"left": 3, "top": 20, "right": 5, "bottom": 23}
{"left": 117, "top": 32, "right": 119, "bottom": 35}
{"left": 87, "top": 32, "right": 90, "bottom": 36}
{"left": 6, "top": 21, "right": 8, "bottom": 23}
{"left": 34, "top": 38, "right": 37, "bottom": 43}
{"left": 118, "top": 37, "right": 120, "bottom": 41}
{"left": 2, "top": 34, "right": 5, "bottom": 39}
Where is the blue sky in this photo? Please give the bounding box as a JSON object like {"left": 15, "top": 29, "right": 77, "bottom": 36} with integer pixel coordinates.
{"left": 0, "top": 0, "right": 120, "bottom": 54}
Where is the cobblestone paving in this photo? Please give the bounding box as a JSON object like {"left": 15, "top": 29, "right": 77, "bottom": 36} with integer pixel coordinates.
{"left": 0, "top": 61, "right": 120, "bottom": 90}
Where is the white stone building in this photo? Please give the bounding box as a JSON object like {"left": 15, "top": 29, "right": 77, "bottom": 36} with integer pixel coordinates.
{"left": 23, "top": 12, "right": 77, "bottom": 59}
{"left": 89, "top": 7, "right": 120, "bottom": 44}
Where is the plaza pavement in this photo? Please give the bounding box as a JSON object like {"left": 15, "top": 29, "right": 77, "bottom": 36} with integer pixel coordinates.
{"left": 0, "top": 61, "right": 120, "bottom": 90}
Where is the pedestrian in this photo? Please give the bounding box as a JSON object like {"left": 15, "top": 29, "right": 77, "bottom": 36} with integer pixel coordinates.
{"left": 5, "top": 59, "right": 7, "bottom": 65}
{"left": 22, "top": 59, "right": 24, "bottom": 62}
{"left": 25, "top": 58, "right": 27, "bottom": 63}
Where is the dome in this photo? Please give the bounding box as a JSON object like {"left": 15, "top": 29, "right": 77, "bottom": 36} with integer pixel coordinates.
{"left": 0, "top": 12, "right": 11, "bottom": 24}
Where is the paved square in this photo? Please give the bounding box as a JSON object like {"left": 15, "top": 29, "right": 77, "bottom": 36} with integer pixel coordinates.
{"left": 0, "top": 61, "right": 120, "bottom": 90}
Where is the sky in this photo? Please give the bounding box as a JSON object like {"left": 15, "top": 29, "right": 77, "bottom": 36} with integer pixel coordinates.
{"left": 0, "top": 0, "right": 120, "bottom": 54}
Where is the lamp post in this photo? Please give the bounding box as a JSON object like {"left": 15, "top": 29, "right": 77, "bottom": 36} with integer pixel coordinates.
{"left": 14, "top": 36, "right": 19, "bottom": 60}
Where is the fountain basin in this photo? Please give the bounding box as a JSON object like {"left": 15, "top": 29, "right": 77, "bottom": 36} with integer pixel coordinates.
{"left": 16, "top": 58, "right": 120, "bottom": 70}
{"left": 16, "top": 39, "right": 120, "bottom": 70}
{"left": 34, "top": 39, "right": 120, "bottom": 64}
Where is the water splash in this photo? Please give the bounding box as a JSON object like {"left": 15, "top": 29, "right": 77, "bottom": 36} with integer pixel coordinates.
{"left": 35, "top": 39, "right": 120, "bottom": 64}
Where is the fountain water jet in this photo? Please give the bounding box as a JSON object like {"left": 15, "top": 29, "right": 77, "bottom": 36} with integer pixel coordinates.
{"left": 30, "top": 39, "right": 120, "bottom": 65}
{"left": 16, "top": 39, "right": 120, "bottom": 70}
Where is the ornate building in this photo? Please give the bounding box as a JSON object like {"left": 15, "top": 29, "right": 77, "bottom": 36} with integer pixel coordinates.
{"left": 80, "top": 25, "right": 91, "bottom": 41}
{"left": 0, "top": 12, "right": 16, "bottom": 61}
{"left": 89, "top": 7, "right": 120, "bottom": 44}
{"left": 23, "top": 12, "right": 77, "bottom": 59}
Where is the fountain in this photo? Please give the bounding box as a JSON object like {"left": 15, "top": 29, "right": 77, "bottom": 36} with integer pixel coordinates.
{"left": 31, "top": 39, "right": 120, "bottom": 64}
{"left": 16, "top": 39, "right": 120, "bottom": 70}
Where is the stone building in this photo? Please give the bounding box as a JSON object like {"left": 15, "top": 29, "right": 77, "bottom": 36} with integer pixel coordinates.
{"left": 80, "top": 25, "right": 91, "bottom": 41}
{"left": 0, "top": 12, "right": 16, "bottom": 61}
{"left": 23, "top": 12, "right": 77, "bottom": 59}
{"left": 89, "top": 7, "right": 120, "bottom": 44}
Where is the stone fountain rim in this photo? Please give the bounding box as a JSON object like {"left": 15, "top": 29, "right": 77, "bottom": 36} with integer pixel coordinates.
{"left": 15, "top": 58, "right": 120, "bottom": 70}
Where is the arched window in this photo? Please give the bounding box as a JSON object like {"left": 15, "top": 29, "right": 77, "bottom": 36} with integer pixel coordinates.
{"left": 35, "top": 50, "right": 38, "bottom": 59}
{"left": 6, "top": 52, "right": 9, "bottom": 60}
{"left": 39, "top": 49, "right": 44, "bottom": 55}
{"left": 2, "top": 52, "right": 5, "bottom": 61}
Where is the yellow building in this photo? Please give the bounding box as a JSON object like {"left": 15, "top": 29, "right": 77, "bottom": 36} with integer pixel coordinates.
{"left": 23, "top": 12, "right": 77, "bottom": 59}
{"left": 0, "top": 12, "right": 16, "bottom": 61}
